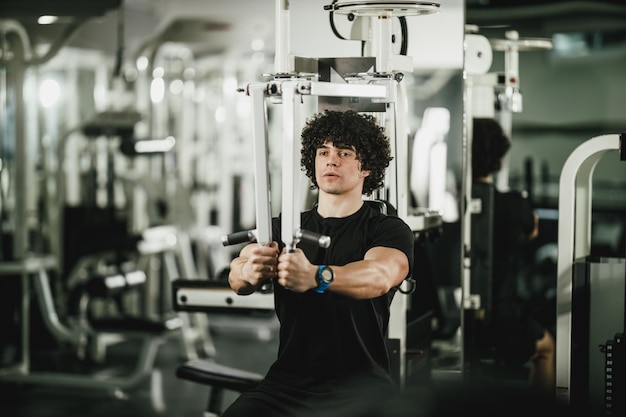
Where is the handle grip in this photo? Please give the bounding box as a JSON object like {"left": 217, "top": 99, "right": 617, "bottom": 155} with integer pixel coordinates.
{"left": 295, "top": 229, "right": 331, "bottom": 249}
{"left": 222, "top": 229, "right": 256, "bottom": 246}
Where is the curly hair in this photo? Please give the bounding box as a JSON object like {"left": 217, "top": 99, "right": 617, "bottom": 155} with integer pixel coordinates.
{"left": 472, "top": 118, "right": 511, "bottom": 179}
{"left": 300, "top": 110, "right": 392, "bottom": 196}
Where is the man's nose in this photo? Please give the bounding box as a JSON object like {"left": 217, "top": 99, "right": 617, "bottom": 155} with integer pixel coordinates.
{"left": 327, "top": 152, "right": 339, "bottom": 165}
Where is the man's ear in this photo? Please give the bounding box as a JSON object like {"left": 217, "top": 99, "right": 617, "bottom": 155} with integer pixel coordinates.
{"left": 359, "top": 170, "right": 370, "bottom": 178}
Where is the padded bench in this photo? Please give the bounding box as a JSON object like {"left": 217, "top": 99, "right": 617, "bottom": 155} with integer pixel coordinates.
{"left": 176, "top": 359, "right": 264, "bottom": 416}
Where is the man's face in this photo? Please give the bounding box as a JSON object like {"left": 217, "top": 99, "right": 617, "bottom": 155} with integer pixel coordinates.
{"left": 315, "top": 141, "right": 369, "bottom": 195}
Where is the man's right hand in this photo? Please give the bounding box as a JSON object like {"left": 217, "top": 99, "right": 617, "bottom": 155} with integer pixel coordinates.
{"left": 228, "top": 241, "right": 279, "bottom": 295}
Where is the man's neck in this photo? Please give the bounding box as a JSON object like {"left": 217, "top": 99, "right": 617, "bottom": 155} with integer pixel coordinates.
{"left": 316, "top": 192, "right": 364, "bottom": 218}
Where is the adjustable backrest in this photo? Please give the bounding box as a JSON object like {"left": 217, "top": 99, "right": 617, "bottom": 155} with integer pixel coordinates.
{"left": 363, "top": 199, "right": 398, "bottom": 216}
{"left": 465, "top": 181, "right": 496, "bottom": 372}
{"left": 470, "top": 182, "right": 494, "bottom": 326}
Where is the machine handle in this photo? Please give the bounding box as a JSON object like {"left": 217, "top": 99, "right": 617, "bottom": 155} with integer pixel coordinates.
{"left": 295, "top": 229, "right": 331, "bottom": 249}
{"left": 221, "top": 229, "right": 256, "bottom": 246}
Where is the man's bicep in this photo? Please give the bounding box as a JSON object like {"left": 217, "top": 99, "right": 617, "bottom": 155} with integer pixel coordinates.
{"left": 365, "top": 246, "right": 410, "bottom": 285}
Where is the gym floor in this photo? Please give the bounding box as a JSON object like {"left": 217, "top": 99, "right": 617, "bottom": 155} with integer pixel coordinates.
{"left": 1, "top": 313, "right": 580, "bottom": 417}
{"left": 0, "top": 314, "right": 281, "bottom": 417}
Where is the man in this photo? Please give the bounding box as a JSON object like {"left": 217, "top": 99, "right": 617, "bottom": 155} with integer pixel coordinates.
{"left": 472, "top": 117, "right": 554, "bottom": 396}
{"left": 223, "top": 110, "right": 415, "bottom": 416}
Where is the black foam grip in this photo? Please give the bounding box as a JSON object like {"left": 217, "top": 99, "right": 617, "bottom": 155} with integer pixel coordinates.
{"left": 297, "top": 229, "right": 331, "bottom": 248}
{"left": 222, "top": 230, "right": 254, "bottom": 246}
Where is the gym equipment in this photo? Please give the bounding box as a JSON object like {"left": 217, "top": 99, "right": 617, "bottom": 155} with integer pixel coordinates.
{"left": 556, "top": 133, "right": 625, "bottom": 407}
{"left": 465, "top": 28, "right": 552, "bottom": 189}
{"left": 0, "top": 85, "right": 213, "bottom": 391}
{"left": 0, "top": 225, "right": 213, "bottom": 395}
{"left": 0, "top": 16, "right": 209, "bottom": 396}
{"left": 462, "top": 27, "right": 553, "bottom": 383}
{"left": 174, "top": 279, "right": 274, "bottom": 314}
{"left": 602, "top": 332, "right": 625, "bottom": 415}
{"left": 176, "top": 360, "right": 264, "bottom": 417}
{"left": 172, "top": 2, "right": 442, "bottom": 414}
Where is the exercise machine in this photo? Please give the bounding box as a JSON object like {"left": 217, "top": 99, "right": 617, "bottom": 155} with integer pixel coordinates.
{"left": 555, "top": 133, "right": 625, "bottom": 413}
{"left": 172, "top": 1, "right": 443, "bottom": 414}
{"left": 462, "top": 26, "right": 552, "bottom": 382}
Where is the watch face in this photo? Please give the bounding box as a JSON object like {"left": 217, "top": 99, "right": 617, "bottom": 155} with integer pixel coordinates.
{"left": 321, "top": 267, "right": 334, "bottom": 283}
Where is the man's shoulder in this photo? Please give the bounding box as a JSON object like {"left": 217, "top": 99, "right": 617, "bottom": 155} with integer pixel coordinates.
{"left": 362, "top": 204, "right": 412, "bottom": 234}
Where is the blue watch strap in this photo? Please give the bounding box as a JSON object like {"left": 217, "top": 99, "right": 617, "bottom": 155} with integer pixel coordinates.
{"left": 316, "top": 265, "right": 332, "bottom": 294}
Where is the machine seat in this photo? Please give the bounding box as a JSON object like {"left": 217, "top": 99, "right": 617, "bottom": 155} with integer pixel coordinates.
{"left": 177, "top": 359, "right": 264, "bottom": 415}
{"left": 177, "top": 360, "right": 263, "bottom": 392}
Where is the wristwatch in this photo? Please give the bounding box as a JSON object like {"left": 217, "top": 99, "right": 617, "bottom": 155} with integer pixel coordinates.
{"left": 316, "top": 265, "right": 334, "bottom": 294}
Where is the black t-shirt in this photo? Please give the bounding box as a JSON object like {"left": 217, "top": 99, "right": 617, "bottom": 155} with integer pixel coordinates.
{"left": 489, "top": 188, "right": 546, "bottom": 365}
{"left": 265, "top": 203, "right": 414, "bottom": 395}
{"left": 492, "top": 188, "right": 536, "bottom": 306}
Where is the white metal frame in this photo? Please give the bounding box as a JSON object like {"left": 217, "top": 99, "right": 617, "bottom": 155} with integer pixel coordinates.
{"left": 555, "top": 133, "right": 622, "bottom": 403}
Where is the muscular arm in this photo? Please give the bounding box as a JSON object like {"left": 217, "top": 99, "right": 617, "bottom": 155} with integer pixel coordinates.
{"left": 228, "top": 242, "right": 279, "bottom": 295}
{"left": 276, "top": 246, "right": 410, "bottom": 299}
{"left": 331, "top": 246, "right": 410, "bottom": 299}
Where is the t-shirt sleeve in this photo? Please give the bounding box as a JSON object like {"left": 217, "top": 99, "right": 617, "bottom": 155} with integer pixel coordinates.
{"left": 369, "top": 216, "right": 415, "bottom": 279}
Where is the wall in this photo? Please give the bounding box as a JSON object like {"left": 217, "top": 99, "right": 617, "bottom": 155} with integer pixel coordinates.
{"left": 492, "top": 43, "right": 626, "bottom": 210}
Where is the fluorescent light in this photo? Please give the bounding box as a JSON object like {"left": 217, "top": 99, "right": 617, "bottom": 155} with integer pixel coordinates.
{"left": 38, "top": 15, "right": 59, "bottom": 25}
{"left": 133, "top": 136, "right": 176, "bottom": 153}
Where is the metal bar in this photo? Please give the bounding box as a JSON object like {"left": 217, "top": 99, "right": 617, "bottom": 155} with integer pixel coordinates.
{"left": 305, "top": 81, "right": 388, "bottom": 99}
{"left": 176, "top": 287, "right": 274, "bottom": 310}
{"left": 249, "top": 84, "right": 273, "bottom": 246}
{"left": 0, "top": 337, "right": 163, "bottom": 392}
{"left": 34, "top": 267, "right": 78, "bottom": 344}
{"left": 275, "top": 0, "right": 291, "bottom": 74}
{"left": 281, "top": 82, "right": 301, "bottom": 251}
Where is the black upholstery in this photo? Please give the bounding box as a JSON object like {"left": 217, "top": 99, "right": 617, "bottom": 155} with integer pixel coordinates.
{"left": 364, "top": 199, "right": 398, "bottom": 216}
{"left": 177, "top": 360, "right": 263, "bottom": 392}
{"left": 176, "top": 360, "right": 264, "bottom": 415}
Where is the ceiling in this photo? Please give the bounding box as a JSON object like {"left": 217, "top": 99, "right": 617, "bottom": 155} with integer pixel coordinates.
{"left": 466, "top": 0, "right": 626, "bottom": 36}
{"left": 0, "top": 0, "right": 276, "bottom": 65}
{"left": 1, "top": 0, "right": 626, "bottom": 65}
